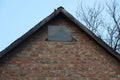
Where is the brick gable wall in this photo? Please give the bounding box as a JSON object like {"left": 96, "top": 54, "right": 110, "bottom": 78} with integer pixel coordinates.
{"left": 0, "top": 15, "right": 120, "bottom": 80}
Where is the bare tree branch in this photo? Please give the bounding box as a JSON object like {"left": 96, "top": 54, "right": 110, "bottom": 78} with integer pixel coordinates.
{"left": 76, "top": 2, "right": 104, "bottom": 38}
{"left": 105, "top": 0, "right": 120, "bottom": 52}
{"left": 76, "top": 0, "right": 120, "bottom": 53}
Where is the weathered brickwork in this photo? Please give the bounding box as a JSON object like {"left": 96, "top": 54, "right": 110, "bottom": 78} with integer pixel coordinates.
{"left": 0, "top": 15, "right": 120, "bottom": 80}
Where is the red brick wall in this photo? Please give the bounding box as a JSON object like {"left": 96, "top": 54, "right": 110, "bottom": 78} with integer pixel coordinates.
{"left": 0, "top": 15, "right": 120, "bottom": 80}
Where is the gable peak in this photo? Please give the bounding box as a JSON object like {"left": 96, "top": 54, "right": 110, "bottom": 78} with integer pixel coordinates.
{"left": 57, "top": 6, "right": 64, "bottom": 10}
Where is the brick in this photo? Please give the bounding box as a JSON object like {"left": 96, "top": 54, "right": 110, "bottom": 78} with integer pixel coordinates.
{"left": 0, "top": 14, "right": 120, "bottom": 80}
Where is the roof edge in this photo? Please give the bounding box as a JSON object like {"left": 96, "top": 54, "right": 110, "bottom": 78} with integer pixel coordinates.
{"left": 0, "top": 6, "right": 120, "bottom": 61}
{"left": 0, "top": 7, "right": 63, "bottom": 58}
{"left": 59, "top": 7, "right": 120, "bottom": 60}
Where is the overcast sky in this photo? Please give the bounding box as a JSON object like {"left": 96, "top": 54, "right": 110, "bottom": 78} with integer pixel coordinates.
{"left": 0, "top": 0, "right": 105, "bottom": 51}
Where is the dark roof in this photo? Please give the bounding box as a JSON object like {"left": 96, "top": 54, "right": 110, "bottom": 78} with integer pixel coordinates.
{"left": 0, "top": 6, "right": 120, "bottom": 61}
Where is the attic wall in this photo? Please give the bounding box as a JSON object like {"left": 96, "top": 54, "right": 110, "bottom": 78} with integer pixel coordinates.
{"left": 0, "top": 15, "right": 120, "bottom": 80}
